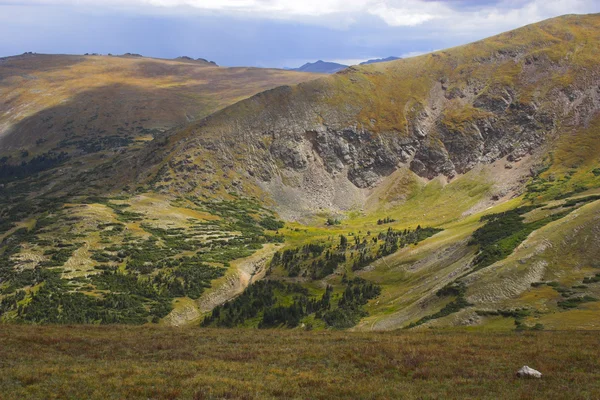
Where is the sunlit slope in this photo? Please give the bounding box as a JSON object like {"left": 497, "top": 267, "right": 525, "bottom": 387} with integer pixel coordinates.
{"left": 351, "top": 189, "right": 600, "bottom": 331}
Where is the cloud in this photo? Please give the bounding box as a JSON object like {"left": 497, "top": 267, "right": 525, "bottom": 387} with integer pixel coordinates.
{"left": 4, "top": 0, "right": 599, "bottom": 30}
{"left": 399, "top": 50, "right": 431, "bottom": 58}
{"left": 367, "top": 1, "right": 451, "bottom": 27}
{"left": 5, "top": 0, "right": 367, "bottom": 17}
{"left": 1, "top": 0, "right": 599, "bottom": 67}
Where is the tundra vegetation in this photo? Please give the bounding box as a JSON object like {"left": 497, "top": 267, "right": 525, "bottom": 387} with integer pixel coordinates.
{"left": 1, "top": 326, "right": 600, "bottom": 399}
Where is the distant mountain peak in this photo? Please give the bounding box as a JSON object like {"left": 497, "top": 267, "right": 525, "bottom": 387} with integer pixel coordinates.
{"left": 292, "top": 60, "right": 348, "bottom": 74}
{"left": 360, "top": 56, "right": 401, "bottom": 65}
{"left": 289, "top": 56, "right": 401, "bottom": 73}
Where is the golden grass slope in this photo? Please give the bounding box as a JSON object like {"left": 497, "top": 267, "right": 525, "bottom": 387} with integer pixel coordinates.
{"left": 0, "top": 53, "right": 320, "bottom": 157}
{"left": 325, "top": 13, "right": 600, "bottom": 134}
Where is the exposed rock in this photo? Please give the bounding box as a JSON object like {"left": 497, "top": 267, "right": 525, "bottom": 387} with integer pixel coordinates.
{"left": 102, "top": 14, "right": 600, "bottom": 217}
{"left": 516, "top": 366, "right": 542, "bottom": 379}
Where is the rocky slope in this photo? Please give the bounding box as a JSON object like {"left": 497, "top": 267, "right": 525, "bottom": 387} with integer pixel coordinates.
{"left": 110, "top": 14, "right": 600, "bottom": 220}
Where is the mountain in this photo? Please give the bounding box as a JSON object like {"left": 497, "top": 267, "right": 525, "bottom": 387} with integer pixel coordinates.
{"left": 1, "top": 14, "right": 600, "bottom": 331}
{"left": 292, "top": 60, "right": 348, "bottom": 73}
{"left": 291, "top": 57, "right": 399, "bottom": 73}
{"left": 0, "top": 53, "right": 320, "bottom": 203}
{"left": 360, "top": 56, "right": 400, "bottom": 65}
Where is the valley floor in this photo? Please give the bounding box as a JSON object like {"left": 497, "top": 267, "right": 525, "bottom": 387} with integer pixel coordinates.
{"left": 0, "top": 326, "right": 598, "bottom": 399}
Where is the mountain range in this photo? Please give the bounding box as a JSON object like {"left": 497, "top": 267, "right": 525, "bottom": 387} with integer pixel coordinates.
{"left": 289, "top": 56, "right": 400, "bottom": 74}
{"left": 1, "top": 14, "right": 600, "bottom": 331}
{"left": 289, "top": 60, "right": 348, "bottom": 74}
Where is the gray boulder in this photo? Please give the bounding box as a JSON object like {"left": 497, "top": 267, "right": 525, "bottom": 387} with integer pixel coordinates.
{"left": 516, "top": 366, "right": 542, "bottom": 379}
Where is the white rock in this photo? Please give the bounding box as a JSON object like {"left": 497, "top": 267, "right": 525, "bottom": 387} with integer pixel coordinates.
{"left": 516, "top": 366, "right": 542, "bottom": 379}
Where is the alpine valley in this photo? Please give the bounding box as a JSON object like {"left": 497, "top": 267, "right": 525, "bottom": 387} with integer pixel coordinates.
{"left": 2, "top": 13, "right": 600, "bottom": 336}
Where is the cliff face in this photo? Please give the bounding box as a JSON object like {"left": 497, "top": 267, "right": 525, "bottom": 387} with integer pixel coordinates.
{"left": 130, "top": 14, "right": 600, "bottom": 217}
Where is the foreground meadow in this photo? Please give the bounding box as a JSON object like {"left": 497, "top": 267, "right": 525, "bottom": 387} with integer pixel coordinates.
{"left": 0, "top": 326, "right": 598, "bottom": 399}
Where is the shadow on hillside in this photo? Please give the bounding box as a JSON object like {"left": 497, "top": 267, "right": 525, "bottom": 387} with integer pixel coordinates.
{"left": 0, "top": 54, "right": 87, "bottom": 79}
{"left": 0, "top": 82, "right": 214, "bottom": 200}
{"left": 0, "top": 82, "right": 212, "bottom": 152}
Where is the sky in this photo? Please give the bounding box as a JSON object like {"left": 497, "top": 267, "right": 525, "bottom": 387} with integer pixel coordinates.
{"left": 0, "top": 0, "right": 599, "bottom": 68}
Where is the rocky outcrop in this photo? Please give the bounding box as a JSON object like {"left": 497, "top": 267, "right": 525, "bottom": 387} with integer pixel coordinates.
{"left": 120, "top": 14, "right": 600, "bottom": 216}
{"left": 151, "top": 74, "right": 598, "bottom": 216}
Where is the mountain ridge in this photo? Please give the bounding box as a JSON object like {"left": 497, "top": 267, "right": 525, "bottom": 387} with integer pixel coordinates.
{"left": 291, "top": 60, "right": 348, "bottom": 74}
{"left": 1, "top": 14, "right": 600, "bottom": 331}
{"left": 124, "top": 13, "right": 600, "bottom": 217}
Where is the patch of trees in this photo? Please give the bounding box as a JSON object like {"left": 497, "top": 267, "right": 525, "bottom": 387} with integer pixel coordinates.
{"left": 0, "top": 151, "right": 69, "bottom": 183}
{"left": 1, "top": 196, "right": 290, "bottom": 324}
{"left": 557, "top": 296, "right": 598, "bottom": 309}
{"left": 270, "top": 244, "right": 346, "bottom": 279}
{"left": 406, "top": 296, "right": 472, "bottom": 329}
{"left": 469, "top": 206, "right": 569, "bottom": 271}
{"left": 0, "top": 228, "right": 41, "bottom": 294}
{"left": 201, "top": 281, "right": 296, "bottom": 328}
{"left": 90, "top": 271, "right": 173, "bottom": 321}
{"left": 58, "top": 135, "right": 133, "bottom": 154}
{"left": 560, "top": 195, "right": 600, "bottom": 208}
{"left": 377, "top": 217, "right": 396, "bottom": 225}
{"left": 406, "top": 281, "right": 471, "bottom": 329}
{"left": 2, "top": 261, "right": 171, "bottom": 324}
{"left": 405, "top": 201, "right": 592, "bottom": 329}
{"left": 322, "top": 278, "right": 381, "bottom": 329}
{"left": 101, "top": 202, "right": 144, "bottom": 222}
{"left": 260, "top": 285, "right": 334, "bottom": 328}
{"left": 0, "top": 290, "right": 25, "bottom": 315}
{"left": 172, "top": 262, "right": 225, "bottom": 299}
{"left": 377, "top": 226, "right": 442, "bottom": 257}
{"left": 19, "top": 277, "right": 151, "bottom": 324}
{"left": 41, "top": 243, "right": 81, "bottom": 267}
{"left": 270, "top": 226, "right": 442, "bottom": 279}
{"left": 259, "top": 216, "right": 285, "bottom": 231}
{"left": 188, "top": 197, "right": 286, "bottom": 242}
{"left": 203, "top": 278, "right": 380, "bottom": 329}
{"left": 583, "top": 273, "right": 600, "bottom": 284}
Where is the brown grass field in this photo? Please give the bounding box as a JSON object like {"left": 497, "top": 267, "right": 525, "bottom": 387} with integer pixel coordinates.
{"left": 0, "top": 326, "right": 599, "bottom": 399}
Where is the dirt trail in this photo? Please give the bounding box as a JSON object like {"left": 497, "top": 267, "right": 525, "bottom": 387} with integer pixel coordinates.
{"left": 163, "top": 244, "right": 281, "bottom": 326}
{"left": 198, "top": 244, "right": 281, "bottom": 313}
